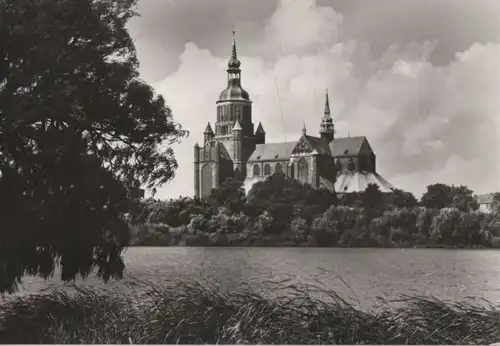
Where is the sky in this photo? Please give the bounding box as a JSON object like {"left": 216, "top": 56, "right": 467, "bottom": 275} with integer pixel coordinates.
{"left": 126, "top": 0, "right": 500, "bottom": 199}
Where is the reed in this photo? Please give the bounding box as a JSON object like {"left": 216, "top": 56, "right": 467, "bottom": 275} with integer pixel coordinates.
{"left": 0, "top": 280, "right": 499, "bottom": 344}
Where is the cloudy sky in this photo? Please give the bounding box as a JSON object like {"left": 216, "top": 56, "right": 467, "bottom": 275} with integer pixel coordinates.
{"left": 127, "top": 0, "right": 500, "bottom": 199}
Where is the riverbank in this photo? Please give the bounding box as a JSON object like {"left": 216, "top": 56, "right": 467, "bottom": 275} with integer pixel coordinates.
{"left": 1, "top": 280, "right": 499, "bottom": 344}
{"left": 130, "top": 221, "right": 500, "bottom": 248}
{"left": 129, "top": 240, "right": 495, "bottom": 248}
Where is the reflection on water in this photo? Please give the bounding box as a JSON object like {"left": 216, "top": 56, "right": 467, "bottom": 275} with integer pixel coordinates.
{"left": 10, "top": 247, "right": 500, "bottom": 308}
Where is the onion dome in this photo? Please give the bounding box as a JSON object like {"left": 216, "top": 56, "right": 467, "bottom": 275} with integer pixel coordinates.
{"left": 219, "top": 85, "right": 250, "bottom": 101}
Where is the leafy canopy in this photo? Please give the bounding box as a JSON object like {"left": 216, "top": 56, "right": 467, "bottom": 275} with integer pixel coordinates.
{"left": 0, "top": 0, "right": 187, "bottom": 293}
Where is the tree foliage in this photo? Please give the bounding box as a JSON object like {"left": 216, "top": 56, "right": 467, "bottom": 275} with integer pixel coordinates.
{"left": 207, "top": 178, "right": 246, "bottom": 214}
{"left": 490, "top": 193, "right": 500, "bottom": 215}
{"left": 385, "top": 189, "right": 418, "bottom": 208}
{"left": 0, "top": 0, "right": 187, "bottom": 293}
{"left": 420, "top": 184, "right": 478, "bottom": 212}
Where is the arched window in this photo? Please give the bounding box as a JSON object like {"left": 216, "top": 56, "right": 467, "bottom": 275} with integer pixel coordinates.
{"left": 201, "top": 164, "right": 213, "bottom": 198}
{"left": 253, "top": 164, "right": 260, "bottom": 177}
{"left": 290, "top": 164, "right": 295, "bottom": 178}
{"left": 264, "top": 163, "right": 271, "bottom": 175}
{"left": 275, "top": 163, "right": 283, "bottom": 174}
{"left": 348, "top": 159, "right": 355, "bottom": 171}
{"left": 358, "top": 157, "right": 366, "bottom": 171}
{"left": 335, "top": 159, "right": 342, "bottom": 172}
{"left": 297, "top": 157, "right": 309, "bottom": 184}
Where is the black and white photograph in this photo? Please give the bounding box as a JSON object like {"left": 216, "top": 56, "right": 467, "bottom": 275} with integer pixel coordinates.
{"left": 0, "top": 0, "right": 500, "bottom": 344}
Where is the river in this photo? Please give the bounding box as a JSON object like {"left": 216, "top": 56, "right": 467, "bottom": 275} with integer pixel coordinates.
{"left": 10, "top": 247, "right": 500, "bottom": 308}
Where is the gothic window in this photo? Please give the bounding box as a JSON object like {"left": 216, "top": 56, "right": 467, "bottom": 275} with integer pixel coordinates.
{"left": 348, "top": 159, "right": 355, "bottom": 171}
{"left": 264, "top": 163, "right": 271, "bottom": 176}
{"left": 335, "top": 159, "right": 342, "bottom": 172}
{"left": 201, "top": 164, "right": 213, "bottom": 198}
{"left": 297, "top": 157, "right": 309, "bottom": 184}
{"left": 359, "top": 157, "right": 366, "bottom": 171}
{"left": 275, "top": 162, "right": 283, "bottom": 174}
{"left": 253, "top": 164, "right": 260, "bottom": 177}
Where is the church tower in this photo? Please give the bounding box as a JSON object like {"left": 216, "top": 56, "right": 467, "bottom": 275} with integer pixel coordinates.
{"left": 194, "top": 31, "right": 259, "bottom": 199}
{"left": 214, "top": 31, "right": 255, "bottom": 179}
{"left": 319, "top": 89, "right": 335, "bottom": 143}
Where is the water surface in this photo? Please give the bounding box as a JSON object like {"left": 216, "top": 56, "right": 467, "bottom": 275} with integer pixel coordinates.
{"left": 13, "top": 247, "right": 500, "bottom": 308}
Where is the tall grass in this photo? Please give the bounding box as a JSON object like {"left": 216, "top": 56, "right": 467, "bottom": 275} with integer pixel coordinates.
{"left": 0, "top": 280, "right": 499, "bottom": 344}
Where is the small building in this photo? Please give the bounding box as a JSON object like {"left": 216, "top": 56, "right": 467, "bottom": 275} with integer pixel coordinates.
{"left": 477, "top": 193, "right": 495, "bottom": 213}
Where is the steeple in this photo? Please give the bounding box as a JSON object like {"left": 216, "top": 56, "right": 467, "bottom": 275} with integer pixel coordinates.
{"left": 228, "top": 30, "right": 240, "bottom": 69}
{"left": 204, "top": 122, "right": 214, "bottom": 144}
{"left": 255, "top": 121, "right": 265, "bottom": 144}
{"left": 324, "top": 88, "right": 330, "bottom": 116}
{"left": 232, "top": 119, "right": 242, "bottom": 132}
{"left": 217, "top": 30, "right": 250, "bottom": 102}
{"left": 319, "top": 89, "right": 334, "bottom": 142}
{"left": 255, "top": 122, "right": 265, "bottom": 134}
{"left": 302, "top": 122, "right": 307, "bottom": 135}
{"left": 204, "top": 122, "right": 214, "bottom": 134}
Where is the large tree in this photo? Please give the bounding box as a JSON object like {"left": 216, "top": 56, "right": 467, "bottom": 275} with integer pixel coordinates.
{"left": 420, "top": 183, "right": 453, "bottom": 209}
{"left": 0, "top": 0, "right": 187, "bottom": 293}
{"left": 421, "top": 183, "right": 478, "bottom": 212}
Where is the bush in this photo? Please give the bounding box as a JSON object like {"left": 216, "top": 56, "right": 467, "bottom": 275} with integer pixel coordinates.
{"left": 128, "top": 178, "right": 500, "bottom": 248}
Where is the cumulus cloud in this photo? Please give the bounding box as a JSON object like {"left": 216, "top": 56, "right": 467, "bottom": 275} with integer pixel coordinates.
{"left": 145, "top": 0, "right": 500, "bottom": 199}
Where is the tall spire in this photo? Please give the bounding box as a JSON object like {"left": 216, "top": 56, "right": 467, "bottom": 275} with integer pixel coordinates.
{"left": 302, "top": 122, "right": 307, "bottom": 135}
{"left": 228, "top": 30, "right": 241, "bottom": 69}
{"left": 232, "top": 30, "right": 237, "bottom": 60}
{"left": 319, "top": 88, "right": 334, "bottom": 142}
{"left": 324, "top": 89, "right": 331, "bottom": 116}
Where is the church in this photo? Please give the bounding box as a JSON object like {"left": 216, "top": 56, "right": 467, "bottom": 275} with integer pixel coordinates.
{"left": 194, "top": 32, "right": 395, "bottom": 200}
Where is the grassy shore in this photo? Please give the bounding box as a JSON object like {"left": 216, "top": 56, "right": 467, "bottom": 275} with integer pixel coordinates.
{"left": 0, "top": 280, "right": 499, "bottom": 344}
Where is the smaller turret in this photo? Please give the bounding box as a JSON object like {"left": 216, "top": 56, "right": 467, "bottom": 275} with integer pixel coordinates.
{"left": 204, "top": 122, "right": 214, "bottom": 144}
{"left": 194, "top": 142, "right": 200, "bottom": 161}
{"left": 232, "top": 119, "right": 243, "bottom": 133}
{"left": 255, "top": 121, "right": 265, "bottom": 144}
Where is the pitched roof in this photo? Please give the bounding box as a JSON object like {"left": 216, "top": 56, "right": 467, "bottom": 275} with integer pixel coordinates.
{"left": 329, "top": 136, "right": 369, "bottom": 157}
{"left": 319, "top": 176, "right": 335, "bottom": 192}
{"left": 477, "top": 193, "right": 495, "bottom": 204}
{"left": 304, "top": 135, "right": 331, "bottom": 155}
{"left": 335, "top": 171, "right": 395, "bottom": 193}
{"left": 248, "top": 142, "right": 296, "bottom": 161}
{"left": 218, "top": 142, "right": 232, "bottom": 160}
